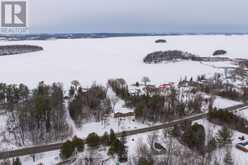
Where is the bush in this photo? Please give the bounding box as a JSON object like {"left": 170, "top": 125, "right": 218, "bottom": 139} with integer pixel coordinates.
{"left": 101, "top": 132, "right": 110, "bottom": 146}
{"left": 72, "top": 136, "right": 84, "bottom": 152}
{"left": 138, "top": 157, "right": 153, "bottom": 165}
{"left": 86, "top": 132, "right": 100, "bottom": 148}
{"left": 60, "top": 140, "right": 75, "bottom": 159}
{"left": 108, "top": 138, "right": 122, "bottom": 155}
{"left": 60, "top": 137, "right": 85, "bottom": 159}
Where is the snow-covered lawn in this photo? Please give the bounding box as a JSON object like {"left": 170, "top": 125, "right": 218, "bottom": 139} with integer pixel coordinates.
{"left": 213, "top": 96, "right": 242, "bottom": 109}
{"left": 75, "top": 116, "right": 148, "bottom": 139}
{"left": 236, "top": 107, "right": 248, "bottom": 119}
{"left": 19, "top": 151, "right": 60, "bottom": 165}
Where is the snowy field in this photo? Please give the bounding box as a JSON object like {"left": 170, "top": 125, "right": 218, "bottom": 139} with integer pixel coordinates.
{"left": 0, "top": 35, "right": 248, "bottom": 88}
{"left": 213, "top": 96, "right": 242, "bottom": 109}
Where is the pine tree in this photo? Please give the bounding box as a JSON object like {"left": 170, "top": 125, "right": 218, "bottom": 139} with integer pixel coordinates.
{"left": 216, "top": 127, "right": 233, "bottom": 146}
{"left": 60, "top": 140, "right": 75, "bottom": 159}
{"left": 110, "top": 129, "right": 117, "bottom": 142}
{"left": 72, "top": 136, "right": 84, "bottom": 152}
{"left": 86, "top": 132, "right": 100, "bottom": 148}
{"left": 101, "top": 131, "right": 110, "bottom": 146}
{"left": 118, "top": 132, "right": 128, "bottom": 162}
{"left": 13, "top": 157, "right": 22, "bottom": 165}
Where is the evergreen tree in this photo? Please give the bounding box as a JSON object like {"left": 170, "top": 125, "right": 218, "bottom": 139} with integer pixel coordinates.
{"left": 60, "top": 140, "right": 75, "bottom": 159}
{"left": 216, "top": 127, "right": 233, "bottom": 146}
{"left": 12, "top": 158, "right": 22, "bottom": 165}
{"left": 101, "top": 131, "right": 110, "bottom": 146}
{"left": 108, "top": 138, "right": 122, "bottom": 155}
{"left": 72, "top": 136, "right": 84, "bottom": 152}
{"left": 118, "top": 132, "right": 128, "bottom": 162}
{"left": 110, "top": 129, "right": 117, "bottom": 142}
{"left": 182, "top": 123, "right": 205, "bottom": 153}
{"left": 86, "top": 132, "right": 100, "bottom": 148}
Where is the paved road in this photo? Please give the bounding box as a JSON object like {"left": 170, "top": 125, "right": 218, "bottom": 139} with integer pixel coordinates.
{"left": 1, "top": 103, "right": 248, "bottom": 160}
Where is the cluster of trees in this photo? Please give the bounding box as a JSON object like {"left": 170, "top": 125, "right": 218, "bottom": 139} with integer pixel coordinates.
{"left": 241, "top": 86, "right": 248, "bottom": 101}
{"left": 182, "top": 123, "right": 206, "bottom": 154}
{"left": 0, "top": 158, "right": 22, "bottom": 165}
{"left": 195, "top": 74, "right": 240, "bottom": 100}
{"left": 68, "top": 81, "right": 111, "bottom": 125}
{"left": 108, "top": 79, "right": 204, "bottom": 123}
{"left": 208, "top": 108, "right": 248, "bottom": 134}
{"left": 196, "top": 71, "right": 248, "bottom": 102}
{"left": 60, "top": 129, "right": 128, "bottom": 162}
{"left": 60, "top": 136, "right": 84, "bottom": 159}
{"left": 6, "top": 82, "right": 70, "bottom": 145}
{"left": 128, "top": 127, "right": 233, "bottom": 165}
{"left": 108, "top": 79, "right": 129, "bottom": 101}
{"left": 170, "top": 121, "right": 233, "bottom": 158}
{"left": 0, "top": 45, "right": 43, "bottom": 56}
{"left": 0, "top": 83, "right": 29, "bottom": 109}
{"left": 107, "top": 130, "right": 128, "bottom": 162}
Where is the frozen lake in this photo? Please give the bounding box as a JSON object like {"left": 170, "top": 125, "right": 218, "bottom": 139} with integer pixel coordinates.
{"left": 0, "top": 35, "right": 247, "bottom": 88}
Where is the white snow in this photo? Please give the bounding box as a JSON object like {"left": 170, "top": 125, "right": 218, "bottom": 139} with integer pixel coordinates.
{"left": 1, "top": 35, "right": 248, "bottom": 164}
{"left": 75, "top": 116, "right": 148, "bottom": 139}
{"left": 19, "top": 150, "right": 60, "bottom": 165}
{"left": 1, "top": 35, "right": 247, "bottom": 88}
{"left": 213, "top": 96, "right": 242, "bottom": 109}
{"left": 107, "top": 88, "right": 134, "bottom": 114}
{"left": 194, "top": 118, "right": 248, "bottom": 165}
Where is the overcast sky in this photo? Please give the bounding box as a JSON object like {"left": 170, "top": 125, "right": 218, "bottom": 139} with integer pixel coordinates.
{"left": 30, "top": 0, "right": 248, "bottom": 33}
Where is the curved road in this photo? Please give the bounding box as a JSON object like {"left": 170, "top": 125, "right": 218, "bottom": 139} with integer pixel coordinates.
{"left": 0, "top": 103, "right": 248, "bottom": 160}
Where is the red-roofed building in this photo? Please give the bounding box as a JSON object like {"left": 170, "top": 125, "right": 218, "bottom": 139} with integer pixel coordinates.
{"left": 159, "top": 83, "right": 174, "bottom": 90}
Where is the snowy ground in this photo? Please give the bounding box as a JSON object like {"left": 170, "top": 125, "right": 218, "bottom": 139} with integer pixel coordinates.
{"left": 72, "top": 87, "right": 148, "bottom": 138}
{"left": 1, "top": 35, "right": 248, "bottom": 88}
{"left": 75, "top": 116, "right": 148, "bottom": 139}
{"left": 213, "top": 96, "right": 242, "bottom": 109}
{"left": 19, "top": 151, "right": 60, "bottom": 165}
{"left": 107, "top": 88, "right": 134, "bottom": 114}
{"left": 1, "top": 35, "right": 248, "bottom": 164}
{"left": 194, "top": 117, "right": 248, "bottom": 165}
{"left": 9, "top": 100, "right": 248, "bottom": 165}
{"left": 18, "top": 130, "right": 187, "bottom": 165}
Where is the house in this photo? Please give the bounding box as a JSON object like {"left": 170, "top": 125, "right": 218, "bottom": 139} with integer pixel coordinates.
{"left": 114, "top": 112, "right": 135, "bottom": 118}
{"left": 236, "top": 140, "right": 248, "bottom": 152}
{"left": 143, "top": 85, "right": 159, "bottom": 95}
{"left": 159, "top": 83, "right": 174, "bottom": 90}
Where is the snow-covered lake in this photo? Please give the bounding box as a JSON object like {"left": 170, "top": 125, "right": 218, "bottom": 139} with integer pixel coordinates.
{"left": 0, "top": 35, "right": 247, "bottom": 88}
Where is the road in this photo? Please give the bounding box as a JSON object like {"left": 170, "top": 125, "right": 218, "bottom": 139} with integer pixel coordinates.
{"left": 0, "top": 103, "right": 248, "bottom": 160}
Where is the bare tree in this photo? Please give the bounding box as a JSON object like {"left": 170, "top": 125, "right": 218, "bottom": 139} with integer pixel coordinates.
{"left": 147, "top": 132, "right": 158, "bottom": 151}
{"left": 141, "top": 76, "right": 151, "bottom": 86}
{"left": 135, "top": 139, "right": 153, "bottom": 164}
{"left": 110, "top": 96, "right": 119, "bottom": 113}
